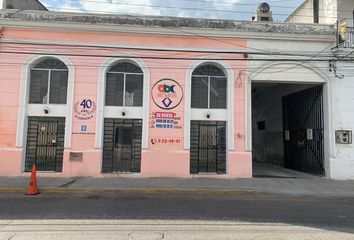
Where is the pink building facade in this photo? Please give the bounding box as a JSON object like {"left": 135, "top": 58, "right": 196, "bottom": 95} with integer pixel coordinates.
{"left": 0, "top": 19, "right": 252, "bottom": 178}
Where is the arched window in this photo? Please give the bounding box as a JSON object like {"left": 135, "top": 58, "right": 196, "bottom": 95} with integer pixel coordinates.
{"left": 29, "top": 58, "right": 68, "bottom": 104}
{"left": 105, "top": 62, "right": 143, "bottom": 107}
{"left": 191, "top": 65, "right": 227, "bottom": 109}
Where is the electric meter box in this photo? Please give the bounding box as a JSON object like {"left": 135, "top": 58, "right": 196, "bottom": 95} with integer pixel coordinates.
{"left": 335, "top": 130, "right": 352, "bottom": 144}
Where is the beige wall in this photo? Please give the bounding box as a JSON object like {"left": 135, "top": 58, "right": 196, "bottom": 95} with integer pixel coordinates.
{"left": 286, "top": 0, "right": 354, "bottom": 26}
{"left": 286, "top": 0, "right": 315, "bottom": 23}
{"left": 286, "top": 0, "right": 336, "bottom": 24}
{"left": 3, "top": 0, "right": 47, "bottom": 10}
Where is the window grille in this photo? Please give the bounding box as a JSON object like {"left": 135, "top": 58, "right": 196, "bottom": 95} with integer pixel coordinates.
{"left": 29, "top": 58, "right": 68, "bottom": 104}
{"left": 105, "top": 62, "right": 143, "bottom": 107}
{"left": 191, "top": 65, "right": 227, "bottom": 109}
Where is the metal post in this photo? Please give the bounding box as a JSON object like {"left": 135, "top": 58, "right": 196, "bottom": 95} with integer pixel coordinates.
{"left": 336, "top": 20, "right": 339, "bottom": 48}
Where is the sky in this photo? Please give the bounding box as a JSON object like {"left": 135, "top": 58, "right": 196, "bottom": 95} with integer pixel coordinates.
{"left": 40, "top": 0, "right": 305, "bottom": 22}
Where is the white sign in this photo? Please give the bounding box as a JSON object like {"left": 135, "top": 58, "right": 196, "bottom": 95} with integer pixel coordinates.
{"left": 284, "top": 130, "right": 290, "bottom": 141}
{"left": 307, "top": 129, "right": 313, "bottom": 140}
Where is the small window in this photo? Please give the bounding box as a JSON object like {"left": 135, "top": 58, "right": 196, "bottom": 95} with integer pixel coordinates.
{"left": 29, "top": 58, "right": 68, "bottom": 104}
{"left": 105, "top": 62, "right": 143, "bottom": 107}
{"left": 191, "top": 65, "right": 227, "bottom": 109}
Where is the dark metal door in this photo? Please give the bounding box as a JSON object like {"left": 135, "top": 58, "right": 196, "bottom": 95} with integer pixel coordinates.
{"left": 25, "top": 117, "right": 65, "bottom": 172}
{"left": 102, "top": 119, "right": 142, "bottom": 173}
{"left": 283, "top": 85, "right": 325, "bottom": 175}
{"left": 190, "top": 121, "right": 226, "bottom": 174}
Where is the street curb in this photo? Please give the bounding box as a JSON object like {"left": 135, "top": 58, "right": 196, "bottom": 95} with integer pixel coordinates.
{"left": 0, "top": 187, "right": 264, "bottom": 195}
{"left": 2, "top": 187, "right": 353, "bottom": 197}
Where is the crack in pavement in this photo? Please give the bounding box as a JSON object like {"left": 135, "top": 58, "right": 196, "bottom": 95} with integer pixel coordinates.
{"left": 58, "top": 179, "right": 77, "bottom": 188}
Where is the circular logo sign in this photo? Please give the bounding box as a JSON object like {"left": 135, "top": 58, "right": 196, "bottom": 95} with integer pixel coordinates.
{"left": 74, "top": 98, "right": 97, "bottom": 120}
{"left": 151, "top": 78, "right": 183, "bottom": 110}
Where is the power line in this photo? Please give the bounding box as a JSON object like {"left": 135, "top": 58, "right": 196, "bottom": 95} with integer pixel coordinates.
{"left": 39, "top": 5, "right": 350, "bottom": 20}
{"left": 260, "top": 42, "right": 334, "bottom": 74}
{"left": 0, "top": 61, "right": 346, "bottom": 71}
{"left": 1, "top": 41, "right": 337, "bottom": 58}
{"left": 0, "top": 50, "right": 335, "bottom": 61}
{"left": 42, "top": 0, "right": 354, "bottom": 17}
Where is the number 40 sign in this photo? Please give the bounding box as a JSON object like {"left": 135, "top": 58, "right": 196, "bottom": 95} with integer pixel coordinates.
{"left": 80, "top": 99, "right": 93, "bottom": 109}
{"left": 74, "top": 98, "right": 97, "bottom": 120}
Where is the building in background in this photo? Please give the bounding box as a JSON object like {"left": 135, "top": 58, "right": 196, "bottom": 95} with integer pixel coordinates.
{"left": 286, "top": 0, "right": 354, "bottom": 26}
{"left": 0, "top": 2, "right": 354, "bottom": 180}
{"left": 286, "top": 0, "right": 354, "bottom": 48}
{"left": 0, "top": 0, "right": 47, "bottom": 11}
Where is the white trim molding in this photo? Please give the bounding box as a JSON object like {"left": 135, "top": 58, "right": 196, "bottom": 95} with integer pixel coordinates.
{"left": 16, "top": 54, "right": 75, "bottom": 150}
{"left": 184, "top": 59, "right": 235, "bottom": 151}
{"left": 95, "top": 57, "right": 150, "bottom": 150}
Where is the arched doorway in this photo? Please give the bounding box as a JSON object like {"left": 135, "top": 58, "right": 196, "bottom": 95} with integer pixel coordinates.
{"left": 249, "top": 62, "right": 330, "bottom": 177}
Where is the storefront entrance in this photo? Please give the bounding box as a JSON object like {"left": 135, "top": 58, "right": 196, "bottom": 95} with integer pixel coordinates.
{"left": 190, "top": 121, "right": 226, "bottom": 174}
{"left": 252, "top": 83, "right": 325, "bottom": 177}
{"left": 102, "top": 118, "right": 142, "bottom": 173}
{"left": 25, "top": 117, "right": 65, "bottom": 172}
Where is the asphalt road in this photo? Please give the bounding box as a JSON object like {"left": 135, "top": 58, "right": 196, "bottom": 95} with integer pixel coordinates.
{"left": 0, "top": 191, "right": 353, "bottom": 239}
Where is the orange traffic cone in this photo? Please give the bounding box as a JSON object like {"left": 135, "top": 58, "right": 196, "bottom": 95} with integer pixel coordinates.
{"left": 26, "top": 164, "right": 39, "bottom": 195}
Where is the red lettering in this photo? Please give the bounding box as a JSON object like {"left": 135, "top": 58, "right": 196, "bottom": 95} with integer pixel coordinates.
{"left": 158, "top": 85, "right": 165, "bottom": 92}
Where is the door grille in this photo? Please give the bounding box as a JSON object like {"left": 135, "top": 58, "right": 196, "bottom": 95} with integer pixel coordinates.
{"left": 102, "top": 118, "right": 142, "bottom": 173}
{"left": 190, "top": 121, "right": 226, "bottom": 174}
{"left": 283, "top": 85, "right": 325, "bottom": 175}
{"left": 25, "top": 117, "right": 65, "bottom": 172}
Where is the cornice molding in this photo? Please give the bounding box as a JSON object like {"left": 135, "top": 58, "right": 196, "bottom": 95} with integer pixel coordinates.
{"left": 0, "top": 18, "right": 335, "bottom": 42}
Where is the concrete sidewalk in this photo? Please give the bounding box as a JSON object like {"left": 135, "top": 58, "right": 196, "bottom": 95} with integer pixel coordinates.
{"left": 1, "top": 174, "right": 354, "bottom": 197}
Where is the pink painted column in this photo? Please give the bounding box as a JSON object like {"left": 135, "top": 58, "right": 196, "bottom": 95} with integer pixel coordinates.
{"left": 62, "top": 58, "right": 102, "bottom": 177}
{"left": 141, "top": 62, "right": 190, "bottom": 177}
{"left": 0, "top": 52, "right": 25, "bottom": 176}
{"left": 228, "top": 69, "right": 252, "bottom": 178}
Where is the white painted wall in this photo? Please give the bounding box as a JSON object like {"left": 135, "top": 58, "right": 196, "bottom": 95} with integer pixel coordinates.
{"left": 323, "top": 0, "right": 338, "bottom": 25}
{"left": 284, "top": 0, "right": 354, "bottom": 179}
{"left": 248, "top": 35, "right": 354, "bottom": 180}
{"left": 328, "top": 59, "right": 354, "bottom": 179}
{"left": 247, "top": 38, "right": 349, "bottom": 179}
{"left": 0, "top": 0, "right": 4, "bottom": 9}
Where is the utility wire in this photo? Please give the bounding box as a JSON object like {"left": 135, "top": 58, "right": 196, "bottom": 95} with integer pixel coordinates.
{"left": 1, "top": 41, "right": 337, "bottom": 58}
{"left": 41, "top": 0, "right": 354, "bottom": 17}
{"left": 35, "top": 5, "right": 350, "bottom": 20}
{"left": 1, "top": 60, "right": 348, "bottom": 70}
{"left": 256, "top": 42, "right": 335, "bottom": 74}
{"left": 0, "top": 50, "right": 337, "bottom": 61}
